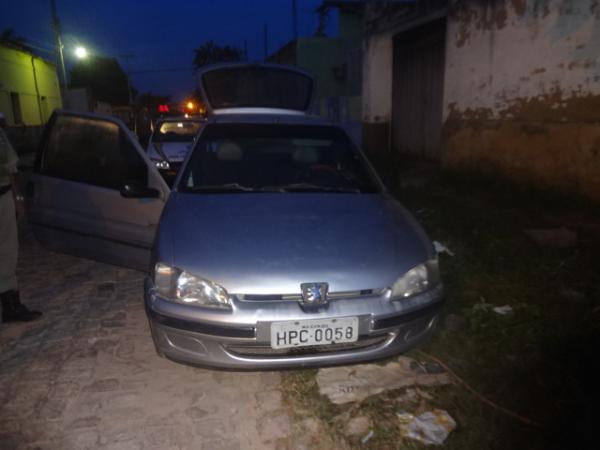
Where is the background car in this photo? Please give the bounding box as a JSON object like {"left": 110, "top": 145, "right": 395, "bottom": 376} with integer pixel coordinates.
{"left": 147, "top": 117, "right": 204, "bottom": 185}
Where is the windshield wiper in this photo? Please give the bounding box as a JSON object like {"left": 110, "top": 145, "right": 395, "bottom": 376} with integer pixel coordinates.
{"left": 184, "top": 183, "right": 287, "bottom": 193}
{"left": 263, "top": 183, "right": 362, "bottom": 193}
{"left": 184, "top": 183, "right": 256, "bottom": 193}
{"left": 184, "top": 183, "right": 366, "bottom": 194}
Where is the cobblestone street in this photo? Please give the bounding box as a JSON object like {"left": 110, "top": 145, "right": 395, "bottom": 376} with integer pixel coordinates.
{"left": 0, "top": 228, "right": 291, "bottom": 450}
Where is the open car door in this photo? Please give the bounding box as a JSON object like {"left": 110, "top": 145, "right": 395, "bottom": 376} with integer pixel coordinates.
{"left": 27, "top": 110, "right": 170, "bottom": 271}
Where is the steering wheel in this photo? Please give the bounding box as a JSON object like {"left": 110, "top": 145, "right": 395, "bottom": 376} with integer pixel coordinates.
{"left": 308, "top": 164, "right": 337, "bottom": 174}
{"left": 294, "top": 164, "right": 340, "bottom": 184}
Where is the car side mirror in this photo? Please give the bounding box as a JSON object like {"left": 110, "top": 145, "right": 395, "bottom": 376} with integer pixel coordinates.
{"left": 120, "top": 183, "right": 160, "bottom": 199}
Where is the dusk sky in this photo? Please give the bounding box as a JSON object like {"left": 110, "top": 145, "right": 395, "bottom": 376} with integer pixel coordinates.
{"left": 1, "top": 0, "right": 338, "bottom": 100}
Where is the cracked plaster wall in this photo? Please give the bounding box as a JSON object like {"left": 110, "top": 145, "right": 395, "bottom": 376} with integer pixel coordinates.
{"left": 443, "top": 0, "right": 600, "bottom": 200}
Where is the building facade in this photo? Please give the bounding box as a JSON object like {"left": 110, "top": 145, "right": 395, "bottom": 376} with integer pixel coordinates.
{"left": 269, "top": 4, "right": 363, "bottom": 142}
{"left": 0, "top": 43, "right": 62, "bottom": 126}
{"left": 362, "top": 0, "right": 600, "bottom": 201}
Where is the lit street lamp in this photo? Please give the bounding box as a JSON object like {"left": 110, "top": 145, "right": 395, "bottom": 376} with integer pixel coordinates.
{"left": 72, "top": 47, "right": 135, "bottom": 105}
{"left": 74, "top": 46, "right": 87, "bottom": 59}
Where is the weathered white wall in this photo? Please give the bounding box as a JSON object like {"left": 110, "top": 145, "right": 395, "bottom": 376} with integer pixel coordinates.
{"left": 362, "top": 33, "right": 393, "bottom": 123}
{"left": 361, "top": 3, "right": 447, "bottom": 154}
{"left": 444, "top": 0, "right": 600, "bottom": 120}
{"left": 443, "top": 0, "right": 600, "bottom": 201}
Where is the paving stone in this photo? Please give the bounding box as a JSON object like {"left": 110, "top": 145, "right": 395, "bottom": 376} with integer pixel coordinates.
{"left": 185, "top": 406, "right": 210, "bottom": 420}
{"left": 56, "top": 367, "right": 95, "bottom": 383}
{"left": 101, "top": 319, "right": 127, "bottom": 328}
{"left": 90, "top": 338, "right": 120, "bottom": 352}
{"left": 103, "top": 442, "right": 144, "bottom": 450}
{"left": 255, "top": 390, "right": 283, "bottom": 412}
{"left": 1, "top": 386, "right": 49, "bottom": 418}
{"left": 0, "top": 432, "right": 23, "bottom": 450}
{"left": 143, "top": 425, "right": 195, "bottom": 448}
{"left": 82, "top": 378, "right": 120, "bottom": 393}
{"left": 193, "top": 419, "right": 229, "bottom": 440}
{"left": 120, "top": 379, "right": 147, "bottom": 391}
{"left": 36, "top": 397, "right": 69, "bottom": 421}
{"left": 69, "top": 415, "right": 102, "bottom": 429}
{"left": 257, "top": 411, "right": 292, "bottom": 441}
{"left": 63, "top": 430, "right": 100, "bottom": 449}
{"left": 201, "top": 440, "right": 242, "bottom": 450}
{"left": 1, "top": 231, "right": 291, "bottom": 449}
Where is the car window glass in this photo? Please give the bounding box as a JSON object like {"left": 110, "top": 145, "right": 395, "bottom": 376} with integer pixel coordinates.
{"left": 42, "top": 115, "right": 147, "bottom": 190}
{"left": 180, "top": 124, "right": 380, "bottom": 193}
{"left": 153, "top": 121, "right": 202, "bottom": 143}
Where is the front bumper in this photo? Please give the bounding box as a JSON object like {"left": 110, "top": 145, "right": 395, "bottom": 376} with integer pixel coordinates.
{"left": 144, "top": 278, "right": 445, "bottom": 370}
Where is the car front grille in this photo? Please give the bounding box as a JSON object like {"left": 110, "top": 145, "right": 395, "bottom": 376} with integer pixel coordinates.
{"left": 224, "top": 334, "right": 390, "bottom": 358}
{"left": 237, "top": 288, "right": 385, "bottom": 302}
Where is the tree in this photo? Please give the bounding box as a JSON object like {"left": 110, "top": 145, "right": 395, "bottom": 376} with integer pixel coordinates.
{"left": 69, "top": 56, "right": 131, "bottom": 105}
{"left": 193, "top": 40, "right": 243, "bottom": 68}
{"left": 1, "top": 28, "right": 34, "bottom": 53}
{"left": 137, "top": 92, "right": 171, "bottom": 111}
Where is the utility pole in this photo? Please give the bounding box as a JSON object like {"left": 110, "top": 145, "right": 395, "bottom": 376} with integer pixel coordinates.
{"left": 244, "top": 40, "right": 248, "bottom": 62}
{"left": 292, "top": 0, "right": 298, "bottom": 41}
{"left": 50, "top": 0, "right": 68, "bottom": 103}
{"left": 119, "top": 53, "right": 135, "bottom": 105}
{"left": 263, "top": 24, "right": 268, "bottom": 61}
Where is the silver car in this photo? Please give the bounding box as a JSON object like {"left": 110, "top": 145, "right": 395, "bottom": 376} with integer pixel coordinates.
{"left": 29, "top": 64, "right": 444, "bottom": 369}
{"left": 147, "top": 117, "right": 205, "bottom": 185}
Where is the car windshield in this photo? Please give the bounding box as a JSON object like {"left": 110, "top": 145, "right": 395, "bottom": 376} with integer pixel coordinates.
{"left": 178, "top": 124, "right": 381, "bottom": 193}
{"left": 153, "top": 121, "right": 203, "bottom": 143}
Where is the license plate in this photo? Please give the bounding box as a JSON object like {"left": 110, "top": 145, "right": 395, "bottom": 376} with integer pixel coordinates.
{"left": 270, "top": 317, "right": 358, "bottom": 349}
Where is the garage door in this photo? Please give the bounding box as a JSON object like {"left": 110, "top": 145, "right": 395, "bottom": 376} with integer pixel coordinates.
{"left": 392, "top": 19, "right": 446, "bottom": 159}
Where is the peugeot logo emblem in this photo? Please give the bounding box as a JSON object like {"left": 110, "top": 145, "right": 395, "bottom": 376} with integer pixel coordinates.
{"left": 300, "top": 282, "right": 329, "bottom": 307}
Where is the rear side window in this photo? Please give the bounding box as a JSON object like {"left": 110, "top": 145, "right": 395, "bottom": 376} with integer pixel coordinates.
{"left": 41, "top": 115, "right": 147, "bottom": 190}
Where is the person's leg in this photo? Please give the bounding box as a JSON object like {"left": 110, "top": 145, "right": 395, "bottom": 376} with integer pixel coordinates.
{"left": 0, "top": 192, "right": 41, "bottom": 322}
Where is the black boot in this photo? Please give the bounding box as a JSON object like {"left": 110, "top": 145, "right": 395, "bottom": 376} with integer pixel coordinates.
{"left": 1, "top": 290, "right": 42, "bottom": 322}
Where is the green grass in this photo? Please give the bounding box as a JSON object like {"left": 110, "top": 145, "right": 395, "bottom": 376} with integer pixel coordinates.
{"left": 282, "top": 158, "right": 600, "bottom": 449}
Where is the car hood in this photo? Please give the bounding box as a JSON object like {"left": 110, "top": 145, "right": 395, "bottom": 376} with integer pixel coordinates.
{"left": 164, "top": 193, "right": 433, "bottom": 294}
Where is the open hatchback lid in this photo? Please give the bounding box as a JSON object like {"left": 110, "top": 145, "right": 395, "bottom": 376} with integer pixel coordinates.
{"left": 197, "top": 63, "right": 314, "bottom": 115}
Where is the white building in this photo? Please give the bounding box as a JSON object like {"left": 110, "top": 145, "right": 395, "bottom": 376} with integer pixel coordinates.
{"left": 362, "top": 0, "right": 600, "bottom": 201}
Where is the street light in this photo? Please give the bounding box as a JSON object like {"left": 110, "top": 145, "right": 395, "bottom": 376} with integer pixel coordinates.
{"left": 74, "top": 46, "right": 87, "bottom": 59}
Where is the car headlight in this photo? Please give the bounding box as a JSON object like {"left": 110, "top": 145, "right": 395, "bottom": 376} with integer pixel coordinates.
{"left": 153, "top": 159, "right": 170, "bottom": 170}
{"left": 390, "top": 257, "right": 440, "bottom": 299}
{"left": 153, "top": 263, "right": 231, "bottom": 310}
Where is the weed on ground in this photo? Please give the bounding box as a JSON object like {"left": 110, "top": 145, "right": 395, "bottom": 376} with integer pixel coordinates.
{"left": 282, "top": 159, "right": 600, "bottom": 449}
